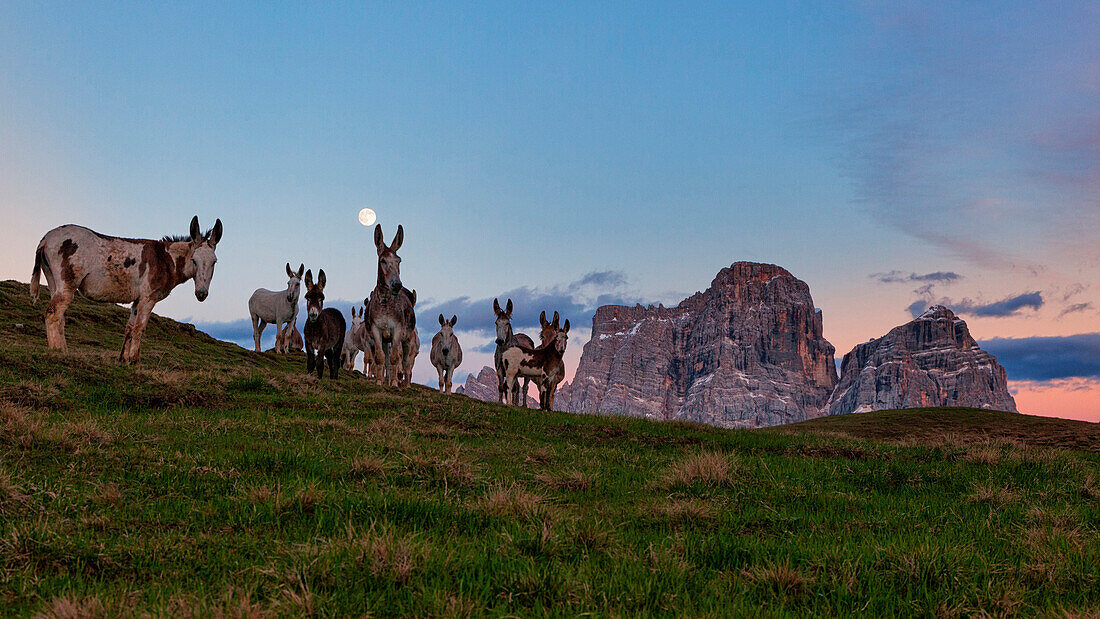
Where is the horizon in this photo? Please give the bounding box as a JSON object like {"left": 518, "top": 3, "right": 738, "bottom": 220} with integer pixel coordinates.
{"left": 2, "top": 2, "right": 1097, "bottom": 421}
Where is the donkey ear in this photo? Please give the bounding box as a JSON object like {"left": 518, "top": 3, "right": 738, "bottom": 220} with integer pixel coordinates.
{"left": 493, "top": 298, "right": 502, "bottom": 316}
{"left": 540, "top": 311, "right": 547, "bottom": 327}
{"left": 317, "top": 269, "right": 326, "bottom": 289}
{"left": 391, "top": 225, "right": 403, "bottom": 251}
{"left": 286, "top": 263, "right": 294, "bottom": 278}
{"left": 552, "top": 311, "right": 560, "bottom": 328}
{"left": 436, "top": 313, "right": 444, "bottom": 326}
{"left": 304, "top": 269, "right": 313, "bottom": 287}
{"left": 505, "top": 299, "right": 513, "bottom": 316}
{"left": 562, "top": 319, "right": 570, "bottom": 333}
{"left": 189, "top": 216, "right": 201, "bottom": 243}
{"left": 210, "top": 219, "right": 223, "bottom": 245}
{"left": 297, "top": 264, "right": 305, "bottom": 278}
{"left": 374, "top": 224, "right": 384, "bottom": 253}
{"left": 450, "top": 315, "right": 458, "bottom": 327}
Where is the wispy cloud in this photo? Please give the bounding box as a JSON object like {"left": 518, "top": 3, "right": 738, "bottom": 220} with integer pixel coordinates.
{"left": 907, "top": 291, "right": 1044, "bottom": 319}
{"left": 835, "top": 4, "right": 1100, "bottom": 269}
{"left": 871, "top": 270, "right": 961, "bottom": 284}
{"left": 1060, "top": 302, "right": 1096, "bottom": 318}
{"left": 981, "top": 333, "right": 1100, "bottom": 381}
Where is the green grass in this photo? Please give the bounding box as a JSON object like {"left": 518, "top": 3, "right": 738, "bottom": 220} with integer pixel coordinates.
{"left": 1, "top": 279, "right": 1098, "bottom": 617}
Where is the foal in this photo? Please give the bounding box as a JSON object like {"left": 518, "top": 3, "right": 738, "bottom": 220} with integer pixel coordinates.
{"left": 430, "top": 314, "right": 462, "bottom": 393}
{"left": 500, "top": 318, "right": 570, "bottom": 411}
{"left": 342, "top": 306, "right": 365, "bottom": 372}
{"left": 248, "top": 263, "right": 303, "bottom": 353}
{"left": 302, "top": 269, "right": 346, "bottom": 380}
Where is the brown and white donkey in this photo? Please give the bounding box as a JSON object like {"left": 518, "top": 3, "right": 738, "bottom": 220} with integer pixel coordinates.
{"left": 31, "top": 216, "right": 222, "bottom": 364}
{"left": 365, "top": 224, "right": 417, "bottom": 387}
{"left": 500, "top": 313, "right": 569, "bottom": 411}
{"left": 493, "top": 298, "right": 536, "bottom": 406}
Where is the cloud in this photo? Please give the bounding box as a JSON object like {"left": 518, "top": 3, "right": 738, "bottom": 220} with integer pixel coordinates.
{"left": 980, "top": 333, "right": 1100, "bottom": 381}
{"left": 955, "top": 292, "right": 1043, "bottom": 318}
{"left": 907, "top": 292, "right": 1043, "bottom": 319}
{"left": 832, "top": 4, "right": 1100, "bottom": 269}
{"left": 1060, "top": 302, "right": 1095, "bottom": 317}
{"left": 572, "top": 270, "right": 628, "bottom": 288}
{"left": 417, "top": 271, "right": 639, "bottom": 338}
{"left": 871, "top": 270, "right": 962, "bottom": 284}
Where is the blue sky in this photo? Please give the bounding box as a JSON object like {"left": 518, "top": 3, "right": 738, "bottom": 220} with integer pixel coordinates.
{"left": 1, "top": 2, "right": 1097, "bottom": 418}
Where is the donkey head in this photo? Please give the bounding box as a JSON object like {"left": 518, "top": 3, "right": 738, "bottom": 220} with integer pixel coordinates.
{"left": 539, "top": 310, "right": 561, "bottom": 346}
{"left": 285, "top": 263, "right": 304, "bottom": 304}
{"left": 493, "top": 298, "right": 514, "bottom": 345}
{"left": 552, "top": 317, "right": 570, "bottom": 355}
{"left": 187, "top": 216, "right": 223, "bottom": 302}
{"left": 437, "top": 314, "right": 458, "bottom": 355}
{"left": 303, "top": 269, "right": 327, "bottom": 322}
{"left": 374, "top": 224, "right": 404, "bottom": 293}
{"left": 350, "top": 306, "right": 364, "bottom": 330}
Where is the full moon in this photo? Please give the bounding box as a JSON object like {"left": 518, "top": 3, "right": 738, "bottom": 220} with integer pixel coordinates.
{"left": 357, "top": 208, "right": 377, "bottom": 226}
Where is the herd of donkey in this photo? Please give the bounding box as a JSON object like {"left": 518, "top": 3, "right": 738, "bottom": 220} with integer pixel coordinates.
{"left": 28, "top": 216, "right": 571, "bottom": 410}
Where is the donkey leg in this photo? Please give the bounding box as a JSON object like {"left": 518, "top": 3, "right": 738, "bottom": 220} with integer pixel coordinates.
{"left": 445, "top": 367, "right": 454, "bottom": 394}
{"left": 436, "top": 366, "right": 445, "bottom": 393}
{"left": 121, "top": 298, "right": 155, "bottom": 364}
{"left": 306, "top": 348, "right": 315, "bottom": 374}
{"left": 277, "top": 322, "right": 289, "bottom": 354}
{"left": 45, "top": 286, "right": 75, "bottom": 351}
{"left": 329, "top": 348, "right": 339, "bottom": 379}
{"left": 251, "top": 314, "right": 264, "bottom": 352}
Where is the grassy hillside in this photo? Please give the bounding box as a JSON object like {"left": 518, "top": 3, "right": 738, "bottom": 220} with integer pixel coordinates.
{"left": 1, "top": 280, "right": 1098, "bottom": 617}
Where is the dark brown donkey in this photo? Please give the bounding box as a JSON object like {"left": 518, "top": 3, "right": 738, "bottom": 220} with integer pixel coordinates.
{"left": 31, "top": 216, "right": 222, "bottom": 364}
{"left": 499, "top": 316, "right": 570, "bottom": 411}
{"left": 302, "top": 269, "right": 346, "bottom": 380}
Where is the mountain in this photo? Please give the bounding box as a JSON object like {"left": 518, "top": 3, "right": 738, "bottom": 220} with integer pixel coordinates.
{"left": 455, "top": 366, "right": 500, "bottom": 403}
{"left": 556, "top": 262, "right": 838, "bottom": 428}
{"left": 826, "top": 305, "right": 1017, "bottom": 415}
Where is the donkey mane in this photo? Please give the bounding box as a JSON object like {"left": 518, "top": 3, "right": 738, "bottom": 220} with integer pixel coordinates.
{"left": 160, "top": 227, "right": 219, "bottom": 244}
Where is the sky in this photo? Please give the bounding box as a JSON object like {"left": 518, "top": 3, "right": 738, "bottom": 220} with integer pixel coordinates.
{"left": 1, "top": 2, "right": 1097, "bottom": 421}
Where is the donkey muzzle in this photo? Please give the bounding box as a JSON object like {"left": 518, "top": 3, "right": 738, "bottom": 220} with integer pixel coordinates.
{"left": 196, "top": 289, "right": 209, "bottom": 302}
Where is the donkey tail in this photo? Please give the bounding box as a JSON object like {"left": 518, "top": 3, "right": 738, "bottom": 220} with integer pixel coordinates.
{"left": 30, "top": 243, "right": 45, "bottom": 303}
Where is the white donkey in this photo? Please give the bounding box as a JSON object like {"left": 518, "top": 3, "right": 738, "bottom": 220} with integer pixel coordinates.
{"left": 341, "top": 306, "right": 365, "bottom": 371}
{"left": 430, "top": 314, "right": 462, "bottom": 393}
{"left": 248, "top": 263, "right": 304, "bottom": 353}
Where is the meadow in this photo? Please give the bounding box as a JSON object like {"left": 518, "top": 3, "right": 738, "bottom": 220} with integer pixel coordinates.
{"left": 1, "top": 279, "right": 1098, "bottom": 617}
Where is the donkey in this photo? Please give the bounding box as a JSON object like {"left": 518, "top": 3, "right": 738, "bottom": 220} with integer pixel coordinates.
{"left": 500, "top": 317, "right": 570, "bottom": 411}
{"left": 493, "top": 298, "right": 536, "bottom": 406}
{"left": 248, "top": 263, "right": 304, "bottom": 353}
{"left": 31, "top": 216, "right": 222, "bottom": 364}
{"left": 430, "top": 314, "right": 462, "bottom": 393}
{"left": 286, "top": 323, "right": 304, "bottom": 352}
{"left": 302, "top": 269, "right": 346, "bottom": 380}
{"left": 341, "top": 306, "right": 365, "bottom": 372}
{"left": 365, "top": 224, "right": 416, "bottom": 387}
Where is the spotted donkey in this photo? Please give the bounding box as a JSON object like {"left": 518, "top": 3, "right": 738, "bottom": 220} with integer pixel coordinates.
{"left": 31, "top": 216, "right": 222, "bottom": 364}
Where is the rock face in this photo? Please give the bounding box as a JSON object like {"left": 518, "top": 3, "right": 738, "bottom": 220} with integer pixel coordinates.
{"left": 455, "top": 366, "right": 540, "bottom": 408}
{"left": 557, "top": 262, "right": 838, "bottom": 428}
{"left": 455, "top": 366, "right": 499, "bottom": 403}
{"left": 827, "top": 306, "right": 1017, "bottom": 415}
